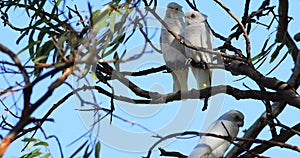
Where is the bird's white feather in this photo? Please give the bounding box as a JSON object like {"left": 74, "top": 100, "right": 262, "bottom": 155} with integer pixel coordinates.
{"left": 161, "top": 2, "right": 188, "bottom": 92}
{"left": 184, "top": 10, "right": 214, "bottom": 89}
{"left": 188, "top": 110, "right": 244, "bottom": 158}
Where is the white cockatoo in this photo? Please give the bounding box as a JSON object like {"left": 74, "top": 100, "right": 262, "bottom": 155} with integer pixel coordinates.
{"left": 188, "top": 110, "right": 244, "bottom": 158}
{"left": 160, "top": 2, "right": 188, "bottom": 92}
{"left": 184, "top": 10, "right": 214, "bottom": 89}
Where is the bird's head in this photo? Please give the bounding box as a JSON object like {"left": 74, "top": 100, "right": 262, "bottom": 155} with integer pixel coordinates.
{"left": 185, "top": 10, "right": 207, "bottom": 26}
{"left": 166, "top": 2, "right": 184, "bottom": 18}
{"left": 220, "top": 110, "right": 244, "bottom": 127}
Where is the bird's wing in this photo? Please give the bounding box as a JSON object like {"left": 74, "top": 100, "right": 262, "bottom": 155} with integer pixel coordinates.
{"left": 159, "top": 32, "right": 163, "bottom": 54}
{"left": 200, "top": 120, "right": 227, "bottom": 146}
{"left": 169, "top": 37, "right": 186, "bottom": 63}
{"left": 200, "top": 120, "right": 238, "bottom": 155}
{"left": 184, "top": 25, "right": 201, "bottom": 61}
{"left": 199, "top": 23, "right": 213, "bottom": 64}
{"left": 169, "top": 37, "right": 188, "bottom": 91}
{"left": 185, "top": 24, "right": 211, "bottom": 89}
{"left": 160, "top": 12, "right": 187, "bottom": 91}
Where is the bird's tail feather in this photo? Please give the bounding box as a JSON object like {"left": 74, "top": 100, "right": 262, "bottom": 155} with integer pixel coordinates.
{"left": 192, "top": 68, "right": 211, "bottom": 89}
{"left": 172, "top": 69, "right": 188, "bottom": 92}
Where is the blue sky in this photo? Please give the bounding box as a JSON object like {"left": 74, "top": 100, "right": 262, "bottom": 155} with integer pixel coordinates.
{"left": 1, "top": 0, "right": 300, "bottom": 157}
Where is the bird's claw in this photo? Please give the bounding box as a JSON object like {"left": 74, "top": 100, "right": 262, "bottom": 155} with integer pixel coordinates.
{"left": 185, "top": 58, "right": 194, "bottom": 65}
{"left": 199, "top": 60, "right": 208, "bottom": 70}
{"left": 186, "top": 58, "right": 208, "bottom": 70}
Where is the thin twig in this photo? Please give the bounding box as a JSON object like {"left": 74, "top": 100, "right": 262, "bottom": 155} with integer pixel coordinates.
{"left": 214, "top": 0, "right": 252, "bottom": 66}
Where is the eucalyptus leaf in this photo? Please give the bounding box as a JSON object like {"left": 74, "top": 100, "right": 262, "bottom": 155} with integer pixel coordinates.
{"left": 95, "top": 141, "right": 101, "bottom": 158}
{"left": 33, "top": 141, "right": 49, "bottom": 147}
{"left": 270, "top": 43, "right": 285, "bottom": 63}
{"left": 40, "top": 153, "right": 51, "bottom": 158}
{"left": 266, "top": 51, "right": 289, "bottom": 76}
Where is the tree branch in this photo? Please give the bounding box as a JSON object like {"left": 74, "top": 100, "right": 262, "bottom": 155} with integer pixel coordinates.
{"left": 241, "top": 123, "right": 300, "bottom": 157}
{"left": 275, "top": 0, "right": 298, "bottom": 62}
{"left": 226, "top": 60, "right": 295, "bottom": 91}
{"left": 227, "top": 50, "right": 300, "bottom": 157}
{"left": 0, "top": 43, "right": 32, "bottom": 157}
{"left": 145, "top": 131, "right": 299, "bottom": 158}
{"left": 214, "top": 0, "right": 252, "bottom": 66}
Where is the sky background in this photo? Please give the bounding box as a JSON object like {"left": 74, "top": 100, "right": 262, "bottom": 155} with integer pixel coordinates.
{"left": 1, "top": 0, "right": 300, "bottom": 157}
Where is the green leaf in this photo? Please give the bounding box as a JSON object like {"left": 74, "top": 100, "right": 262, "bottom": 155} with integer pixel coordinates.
{"left": 33, "top": 141, "right": 49, "bottom": 147}
{"left": 252, "top": 51, "right": 266, "bottom": 61}
{"left": 115, "top": 0, "right": 122, "bottom": 5}
{"left": 270, "top": 43, "right": 285, "bottom": 63}
{"left": 21, "top": 148, "right": 42, "bottom": 158}
{"left": 36, "top": 27, "right": 48, "bottom": 50}
{"left": 102, "top": 34, "right": 125, "bottom": 58}
{"left": 266, "top": 51, "right": 289, "bottom": 76}
{"left": 95, "top": 141, "right": 101, "bottom": 158}
{"left": 261, "top": 38, "right": 270, "bottom": 53}
{"left": 252, "top": 39, "right": 269, "bottom": 61}
{"left": 40, "top": 153, "right": 51, "bottom": 158}
{"left": 254, "top": 42, "right": 276, "bottom": 66}
{"left": 22, "top": 138, "right": 38, "bottom": 142}
{"left": 113, "top": 52, "right": 120, "bottom": 72}
{"left": 17, "top": 41, "right": 40, "bottom": 56}
{"left": 109, "top": 11, "right": 116, "bottom": 33}
{"left": 56, "top": 0, "right": 62, "bottom": 6}
{"left": 102, "top": 43, "right": 119, "bottom": 57}
{"left": 255, "top": 57, "right": 267, "bottom": 70}
{"left": 34, "top": 40, "right": 55, "bottom": 76}
{"left": 91, "top": 71, "right": 97, "bottom": 80}
{"left": 35, "top": 41, "right": 54, "bottom": 63}
{"left": 108, "top": 34, "right": 125, "bottom": 47}
{"left": 29, "top": 29, "right": 36, "bottom": 59}
{"left": 92, "top": 6, "right": 112, "bottom": 31}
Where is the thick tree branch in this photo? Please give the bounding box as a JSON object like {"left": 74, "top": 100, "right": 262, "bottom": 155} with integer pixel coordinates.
{"left": 241, "top": 123, "right": 300, "bottom": 157}
{"left": 227, "top": 51, "right": 300, "bottom": 157}
{"left": 96, "top": 57, "right": 300, "bottom": 108}
{"left": 93, "top": 84, "right": 300, "bottom": 108}
{"left": 97, "top": 63, "right": 160, "bottom": 99}
{"left": 226, "top": 60, "right": 295, "bottom": 91}
{"left": 276, "top": 0, "right": 288, "bottom": 42}
{"left": 275, "top": 0, "right": 298, "bottom": 62}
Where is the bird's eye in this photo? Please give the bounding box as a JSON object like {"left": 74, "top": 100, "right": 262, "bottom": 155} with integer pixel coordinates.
{"left": 175, "top": 8, "right": 179, "bottom": 11}
{"left": 234, "top": 116, "right": 240, "bottom": 121}
{"left": 191, "top": 14, "right": 196, "bottom": 18}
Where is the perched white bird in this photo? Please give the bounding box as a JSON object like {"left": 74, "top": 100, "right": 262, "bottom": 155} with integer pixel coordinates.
{"left": 160, "top": 2, "right": 188, "bottom": 92}
{"left": 184, "top": 10, "right": 214, "bottom": 89}
{"left": 188, "top": 110, "right": 244, "bottom": 158}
